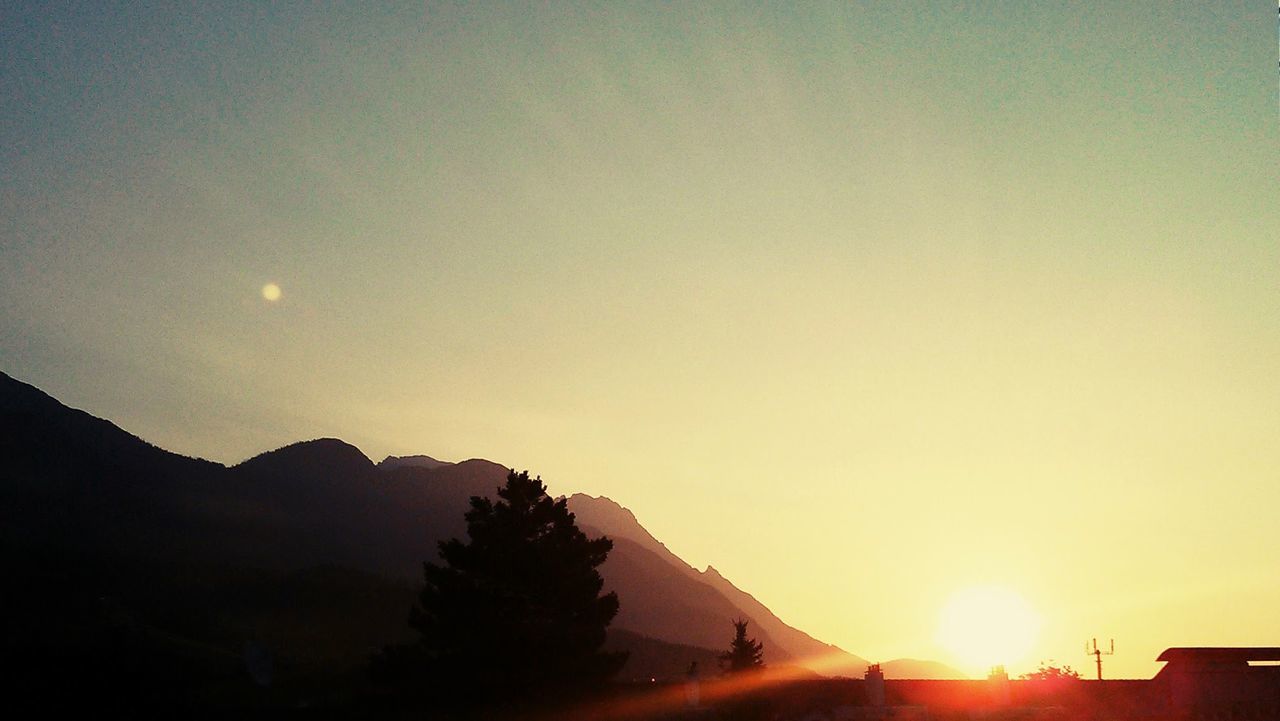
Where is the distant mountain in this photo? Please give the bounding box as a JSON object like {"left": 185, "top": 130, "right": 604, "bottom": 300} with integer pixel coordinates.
{"left": 698, "top": 565, "right": 868, "bottom": 677}
{"left": 569, "top": 493, "right": 702, "bottom": 576}
{"left": 569, "top": 493, "right": 870, "bottom": 677}
{"left": 0, "top": 370, "right": 959, "bottom": 688}
{"left": 377, "top": 454, "right": 450, "bottom": 471}
{"left": 237, "top": 438, "right": 376, "bottom": 480}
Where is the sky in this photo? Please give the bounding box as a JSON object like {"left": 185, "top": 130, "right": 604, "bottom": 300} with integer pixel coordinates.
{"left": 2, "top": 2, "right": 1277, "bottom": 679}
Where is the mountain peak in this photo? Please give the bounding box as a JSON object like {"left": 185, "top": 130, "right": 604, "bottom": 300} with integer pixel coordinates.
{"left": 377, "top": 454, "right": 451, "bottom": 471}
{"left": 235, "top": 438, "right": 374, "bottom": 478}
{"left": 567, "top": 495, "right": 656, "bottom": 545}
{"left": 568, "top": 494, "right": 639, "bottom": 523}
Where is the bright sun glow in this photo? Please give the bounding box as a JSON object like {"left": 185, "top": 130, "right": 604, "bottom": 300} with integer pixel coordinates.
{"left": 936, "top": 585, "right": 1041, "bottom": 675}
{"left": 261, "top": 283, "right": 282, "bottom": 302}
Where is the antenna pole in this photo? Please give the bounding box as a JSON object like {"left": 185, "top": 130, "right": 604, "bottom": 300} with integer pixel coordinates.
{"left": 1085, "top": 638, "right": 1115, "bottom": 680}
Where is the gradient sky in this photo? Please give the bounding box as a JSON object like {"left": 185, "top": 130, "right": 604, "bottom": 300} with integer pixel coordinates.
{"left": 3, "top": 2, "right": 1277, "bottom": 679}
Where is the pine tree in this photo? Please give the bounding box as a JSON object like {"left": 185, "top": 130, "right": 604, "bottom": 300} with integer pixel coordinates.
{"left": 406, "top": 470, "right": 626, "bottom": 702}
{"left": 720, "top": 618, "right": 765, "bottom": 673}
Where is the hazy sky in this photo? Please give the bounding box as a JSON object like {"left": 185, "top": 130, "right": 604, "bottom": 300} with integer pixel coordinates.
{"left": 3, "top": 2, "right": 1277, "bottom": 678}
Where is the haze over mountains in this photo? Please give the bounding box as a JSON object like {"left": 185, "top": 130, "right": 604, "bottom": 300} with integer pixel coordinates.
{"left": 0, "top": 371, "right": 962, "bottom": 684}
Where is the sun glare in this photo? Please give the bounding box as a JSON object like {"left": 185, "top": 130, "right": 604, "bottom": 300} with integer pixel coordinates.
{"left": 936, "top": 585, "right": 1041, "bottom": 675}
{"left": 261, "top": 283, "right": 282, "bottom": 302}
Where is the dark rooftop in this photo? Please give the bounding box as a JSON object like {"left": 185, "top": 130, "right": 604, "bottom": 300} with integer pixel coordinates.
{"left": 1157, "top": 647, "right": 1280, "bottom": 663}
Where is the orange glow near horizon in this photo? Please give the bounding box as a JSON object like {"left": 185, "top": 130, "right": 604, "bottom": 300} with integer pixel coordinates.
{"left": 936, "top": 586, "right": 1041, "bottom": 677}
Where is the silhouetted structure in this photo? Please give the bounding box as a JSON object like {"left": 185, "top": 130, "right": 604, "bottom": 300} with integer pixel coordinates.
{"left": 752, "top": 647, "right": 1280, "bottom": 721}
{"left": 1087, "top": 637, "right": 1115, "bottom": 680}
{"left": 986, "top": 664, "right": 1012, "bottom": 707}
{"left": 1156, "top": 647, "right": 1280, "bottom": 719}
{"left": 864, "top": 663, "right": 885, "bottom": 707}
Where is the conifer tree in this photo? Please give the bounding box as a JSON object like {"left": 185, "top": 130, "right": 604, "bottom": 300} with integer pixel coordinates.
{"left": 407, "top": 470, "right": 625, "bottom": 702}
{"left": 720, "top": 618, "right": 765, "bottom": 673}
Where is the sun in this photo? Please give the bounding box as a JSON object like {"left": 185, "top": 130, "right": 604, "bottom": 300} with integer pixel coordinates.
{"left": 936, "top": 585, "right": 1041, "bottom": 675}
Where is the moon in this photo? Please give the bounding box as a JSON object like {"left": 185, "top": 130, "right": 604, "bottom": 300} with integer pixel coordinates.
{"left": 261, "top": 283, "right": 282, "bottom": 302}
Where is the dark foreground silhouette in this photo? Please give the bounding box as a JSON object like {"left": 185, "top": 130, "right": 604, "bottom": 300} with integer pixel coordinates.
{"left": 1, "top": 371, "right": 880, "bottom": 714}
{"left": 372, "top": 470, "right": 626, "bottom": 709}
{"left": 3, "top": 371, "right": 957, "bottom": 691}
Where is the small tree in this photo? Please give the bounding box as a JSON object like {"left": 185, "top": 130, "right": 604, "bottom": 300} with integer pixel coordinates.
{"left": 1021, "top": 661, "right": 1082, "bottom": 681}
{"left": 403, "top": 470, "right": 626, "bottom": 703}
{"left": 720, "top": 619, "right": 765, "bottom": 673}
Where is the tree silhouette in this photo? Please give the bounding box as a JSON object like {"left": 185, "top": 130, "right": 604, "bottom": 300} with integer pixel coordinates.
{"left": 404, "top": 470, "right": 625, "bottom": 703}
{"left": 720, "top": 618, "right": 764, "bottom": 673}
{"left": 1020, "top": 661, "right": 1082, "bottom": 681}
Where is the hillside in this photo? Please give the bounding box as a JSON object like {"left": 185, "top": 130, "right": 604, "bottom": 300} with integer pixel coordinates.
{"left": 0, "top": 371, "right": 963, "bottom": 696}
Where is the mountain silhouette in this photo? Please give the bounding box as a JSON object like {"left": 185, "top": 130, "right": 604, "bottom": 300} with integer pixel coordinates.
{"left": 568, "top": 493, "right": 873, "bottom": 676}
{"left": 0, "top": 370, "right": 963, "bottom": 691}
{"left": 377, "top": 453, "right": 450, "bottom": 471}
{"left": 236, "top": 438, "right": 376, "bottom": 480}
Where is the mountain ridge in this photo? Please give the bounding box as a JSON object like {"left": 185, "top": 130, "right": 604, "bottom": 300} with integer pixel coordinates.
{"left": 377, "top": 454, "right": 451, "bottom": 471}
{"left": 568, "top": 493, "right": 873, "bottom": 676}
{"left": 0, "top": 370, "right": 964, "bottom": 680}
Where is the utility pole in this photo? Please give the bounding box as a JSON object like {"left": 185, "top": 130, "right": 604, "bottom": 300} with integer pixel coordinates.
{"left": 1085, "top": 638, "right": 1114, "bottom": 680}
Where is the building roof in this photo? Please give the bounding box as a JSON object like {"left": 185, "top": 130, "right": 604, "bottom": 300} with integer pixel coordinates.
{"left": 1157, "top": 647, "right": 1280, "bottom": 663}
